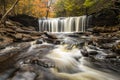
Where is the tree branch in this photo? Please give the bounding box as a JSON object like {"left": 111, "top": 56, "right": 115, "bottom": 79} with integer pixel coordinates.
{"left": 0, "top": 0, "right": 19, "bottom": 24}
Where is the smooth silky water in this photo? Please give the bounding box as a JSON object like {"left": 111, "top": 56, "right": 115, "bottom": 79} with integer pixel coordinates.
{"left": 0, "top": 38, "right": 119, "bottom": 80}
{"left": 38, "top": 15, "right": 91, "bottom": 32}
{"left": 37, "top": 15, "right": 120, "bottom": 80}
{"left": 47, "top": 44, "right": 120, "bottom": 80}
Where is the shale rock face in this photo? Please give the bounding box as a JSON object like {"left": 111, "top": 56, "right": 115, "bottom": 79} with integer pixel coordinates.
{"left": 9, "top": 14, "right": 39, "bottom": 31}
{"left": 0, "top": 20, "right": 46, "bottom": 49}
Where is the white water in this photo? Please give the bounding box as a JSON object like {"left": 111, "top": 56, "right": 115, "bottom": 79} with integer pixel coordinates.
{"left": 46, "top": 44, "right": 119, "bottom": 80}
{"left": 38, "top": 15, "right": 89, "bottom": 32}
{"left": 1, "top": 40, "right": 119, "bottom": 80}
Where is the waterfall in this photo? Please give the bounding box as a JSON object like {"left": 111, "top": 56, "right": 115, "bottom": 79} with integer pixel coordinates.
{"left": 38, "top": 15, "right": 92, "bottom": 32}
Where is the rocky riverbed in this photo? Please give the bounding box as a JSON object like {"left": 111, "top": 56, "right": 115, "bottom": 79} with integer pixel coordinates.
{"left": 0, "top": 20, "right": 120, "bottom": 80}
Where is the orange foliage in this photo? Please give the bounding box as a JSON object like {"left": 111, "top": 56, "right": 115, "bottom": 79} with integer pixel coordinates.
{"left": 17, "top": 0, "right": 55, "bottom": 17}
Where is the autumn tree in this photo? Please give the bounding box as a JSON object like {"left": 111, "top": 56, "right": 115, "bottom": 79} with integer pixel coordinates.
{"left": 0, "top": 0, "right": 55, "bottom": 18}
{"left": 17, "top": 0, "right": 55, "bottom": 18}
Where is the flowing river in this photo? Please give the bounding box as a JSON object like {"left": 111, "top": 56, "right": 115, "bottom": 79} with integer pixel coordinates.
{"left": 0, "top": 32, "right": 120, "bottom": 80}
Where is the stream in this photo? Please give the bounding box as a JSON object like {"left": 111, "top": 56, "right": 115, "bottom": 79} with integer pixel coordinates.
{"left": 0, "top": 32, "right": 120, "bottom": 80}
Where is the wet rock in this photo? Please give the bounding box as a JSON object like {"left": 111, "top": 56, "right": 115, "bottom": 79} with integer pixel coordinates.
{"left": 43, "top": 38, "right": 60, "bottom": 45}
{"left": 12, "top": 71, "right": 36, "bottom": 80}
{"left": 88, "top": 51, "right": 98, "bottom": 56}
{"left": 0, "top": 42, "right": 30, "bottom": 72}
{"left": 105, "top": 55, "right": 118, "bottom": 59}
{"left": 17, "top": 63, "right": 35, "bottom": 72}
{"left": 0, "top": 47, "right": 20, "bottom": 62}
{"left": 53, "top": 40, "right": 61, "bottom": 45}
{"left": 100, "top": 43, "right": 114, "bottom": 49}
{"left": 0, "top": 68, "right": 17, "bottom": 80}
{"left": 35, "top": 39, "right": 43, "bottom": 44}
{"left": 81, "top": 49, "right": 89, "bottom": 57}
{"left": 43, "top": 38, "right": 55, "bottom": 43}
{"left": 44, "top": 32, "right": 57, "bottom": 39}
{"left": 31, "top": 58, "right": 55, "bottom": 68}
{"left": 67, "top": 34, "right": 79, "bottom": 37}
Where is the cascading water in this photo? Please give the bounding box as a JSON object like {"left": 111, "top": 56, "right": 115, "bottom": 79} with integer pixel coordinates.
{"left": 0, "top": 33, "right": 120, "bottom": 80}
{"left": 49, "top": 45, "right": 119, "bottom": 80}
{"left": 38, "top": 15, "right": 91, "bottom": 32}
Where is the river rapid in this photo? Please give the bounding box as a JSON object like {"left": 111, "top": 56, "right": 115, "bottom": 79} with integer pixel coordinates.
{"left": 0, "top": 32, "right": 120, "bottom": 80}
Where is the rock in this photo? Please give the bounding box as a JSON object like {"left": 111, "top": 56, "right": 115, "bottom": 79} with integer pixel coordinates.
{"left": 31, "top": 58, "right": 55, "bottom": 68}
{"left": 0, "top": 42, "right": 30, "bottom": 62}
{"left": 93, "top": 26, "right": 119, "bottom": 33}
{"left": 0, "top": 68, "right": 17, "bottom": 80}
{"left": 43, "top": 38, "right": 54, "bottom": 43}
{"left": 100, "top": 43, "right": 114, "bottom": 49}
{"left": 112, "top": 42, "right": 120, "bottom": 54}
{"left": 12, "top": 72, "right": 36, "bottom": 80}
{"left": 81, "top": 49, "right": 89, "bottom": 57}
{"left": 105, "top": 55, "right": 118, "bottom": 59}
{"left": 44, "top": 32, "right": 57, "bottom": 39}
{"left": 35, "top": 39, "right": 43, "bottom": 44}
{"left": 14, "top": 33, "right": 23, "bottom": 40}
{"left": 67, "top": 34, "right": 79, "bottom": 37}
{"left": 92, "top": 37, "right": 115, "bottom": 46}
{"left": 22, "top": 34, "right": 33, "bottom": 41}
{"left": 88, "top": 51, "right": 98, "bottom": 56}
{"left": 0, "top": 36, "right": 13, "bottom": 49}
{"left": 5, "top": 28, "right": 16, "bottom": 33}
{"left": 9, "top": 14, "right": 39, "bottom": 31}
{"left": 53, "top": 40, "right": 61, "bottom": 45}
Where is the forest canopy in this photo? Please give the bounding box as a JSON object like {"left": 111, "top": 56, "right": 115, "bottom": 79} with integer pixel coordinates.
{"left": 53, "top": 0, "right": 114, "bottom": 17}
{"left": 0, "top": 0, "right": 118, "bottom": 18}
{"left": 0, "top": 0, "right": 55, "bottom": 18}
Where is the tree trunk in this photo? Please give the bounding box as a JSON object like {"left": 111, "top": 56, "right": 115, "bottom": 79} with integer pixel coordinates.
{"left": 46, "top": 8, "right": 49, "bottom": 19}
{"left": 45, "top": 0, "right": 52, "bottom": 19}
{"left": 0, "top": 0, "right": 19, "bottom": 24}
